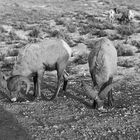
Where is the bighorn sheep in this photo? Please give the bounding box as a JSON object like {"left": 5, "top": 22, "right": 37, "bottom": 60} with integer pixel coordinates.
{"left": 114, "top": 8, "right": 134, "bottom": 24}
{"left": 82, "top": 38, "right": 117, "bottom": 110}
{"left": 128, "top": 10, "right": 134, "bottom": 22}
{"left": 8, "top": 38, "right": 72, "bottom": 101}
{"left": 108, "top": 9, "right": 115, "bottom": 23}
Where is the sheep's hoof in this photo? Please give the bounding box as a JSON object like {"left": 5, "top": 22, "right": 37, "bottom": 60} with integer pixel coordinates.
{"left": 34, "top": 96, "right": 42, "bottom": 102}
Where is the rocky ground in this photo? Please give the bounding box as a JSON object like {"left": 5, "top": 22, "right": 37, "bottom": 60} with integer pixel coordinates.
{"left": 0, "top": 0, "right": 140, "bottom": 140}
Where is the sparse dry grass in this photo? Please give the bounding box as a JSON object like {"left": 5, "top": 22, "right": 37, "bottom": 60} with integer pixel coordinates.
{"left": 66, "top": 23, "right": 77, "bottom": 33}
{"left": 28, "top": 27, "right": 40, "bottom": 38}
{"left": 115, "top": 43, "right": 136, "bottom": 56}
{"left": 0, "top": 0, "right": 139, "bottom": 139}
{"left": 116, "top": 24, "right": 135, "bottom": 36}
{"left": 118, "top": 59, "right": 134, "bottom": 67}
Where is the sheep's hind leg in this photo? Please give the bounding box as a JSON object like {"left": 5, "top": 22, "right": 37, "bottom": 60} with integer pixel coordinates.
{"left": 107, "top": 77, "right": 114, "bottom": 107}
{"left": 99, "top": 77, "right": 114, "bottom": 107}
{"left": 34, "top": 71, "right": 44, "bottom": 101}
{"left": 62, "top": 70, "right": 69, "bottom": 92}
{"left": 50, "top": 65, "right": 65, "bottom": 100}
{"left": 98, "top": 81, "right": 109, "bottom": 109}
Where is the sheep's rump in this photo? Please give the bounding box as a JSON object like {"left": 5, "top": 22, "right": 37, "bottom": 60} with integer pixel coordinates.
{"left": 88, "top": 38, "right": 117, "bottom": 88}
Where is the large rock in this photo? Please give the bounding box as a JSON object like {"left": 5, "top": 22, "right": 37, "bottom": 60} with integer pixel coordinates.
{"left": 0, "top": 105, "right": 32, "bottom": 140}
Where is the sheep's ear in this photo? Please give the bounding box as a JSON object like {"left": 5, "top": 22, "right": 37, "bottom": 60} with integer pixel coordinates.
{"left": 3, "top": 75, "right": 9, "bottom": 80}
{"left": 0, "top": 72, "right": 8, "bottom": 80}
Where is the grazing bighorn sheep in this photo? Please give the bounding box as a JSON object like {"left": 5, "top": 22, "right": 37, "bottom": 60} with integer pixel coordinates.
{"left": 83, "top": 38, "right": 117, "bottom": 110}
{"left": 115, "top": 8, "right": 134, "bottom": 24}
{"left": 8, "top": 38, "right": 72, "bottom": 101}
{"left": 128, "top": 10, "right": 134, "bottom": 22}
{"left": 108, "top": 9, "right": 115, "bottom": 23}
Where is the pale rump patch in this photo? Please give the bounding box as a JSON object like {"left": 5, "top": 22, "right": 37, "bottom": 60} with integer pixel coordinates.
{"left": 61, "top": 40, "right": 72, "bottom": 57}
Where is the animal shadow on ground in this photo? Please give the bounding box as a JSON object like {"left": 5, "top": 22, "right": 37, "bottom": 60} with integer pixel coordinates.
{"left": 68, "top": 82, "right": 125, "bottom": 111}
{"left": 0, "top": 105, "right": 32, "bottom": 140}
{"left": 16, "top": 78, "right": 124, "bottom": 112}
{"left": 38, "top": 80, "right": 92, "bottom": 108}
{"left": 12, "top": 79, "right": 125, "bottom": 112}
{"left": 65, "top": 90, "right": 93, "bottom": 109}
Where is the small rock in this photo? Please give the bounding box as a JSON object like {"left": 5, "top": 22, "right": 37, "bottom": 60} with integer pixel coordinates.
{"left": 11, "top": 97, "right": 17, "bottom": 102}
{"left": 53, "top": 125, "right": 58, "bottom": 129}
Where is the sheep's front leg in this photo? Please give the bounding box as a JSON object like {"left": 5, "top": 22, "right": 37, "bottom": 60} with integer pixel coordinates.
{"left": 50, "top": 67, "right": 64, "bottom": 100}
{"left": 33, "top": 74, "right": 38, "bottom": 97}
{"left": 62, "top": 70, "right": 69, "bottom": 91}
{"left": 34, "top": 71, "right": 44, "bottom": 101}
{"left": 36, "top": 77, "right": 41, "bottom": 99}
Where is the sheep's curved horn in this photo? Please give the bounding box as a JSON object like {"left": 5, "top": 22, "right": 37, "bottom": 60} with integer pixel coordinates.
{"left": 3, "top": 75, "right": 9, "bottom": 80}
{"left": 7, "top": 75, "right": 31, "bottom": 95}
{"left": 99, "top": 79, "right": 120, "bottom": 100}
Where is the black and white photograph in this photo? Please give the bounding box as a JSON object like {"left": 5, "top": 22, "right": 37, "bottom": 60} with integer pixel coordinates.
{"left": 0, "top": 0, "right": 139, "bottom": 139}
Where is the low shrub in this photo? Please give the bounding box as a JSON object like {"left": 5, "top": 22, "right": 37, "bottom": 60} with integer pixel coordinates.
{"left": 28, "top": 27, "right": 40, "bottom": 38}
{"left": 115, "top": 43, "right": 136, "bottom": 56}
{"left": 117, "top": 24, "right": 135, "bottom": 36}
{"left": 118, "top": 59, "right": 134, "bottom": 68}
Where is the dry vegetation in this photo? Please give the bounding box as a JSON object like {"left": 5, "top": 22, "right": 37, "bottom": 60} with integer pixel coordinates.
{"left": 0, "top": 0, "right": 140, "bottom": 140}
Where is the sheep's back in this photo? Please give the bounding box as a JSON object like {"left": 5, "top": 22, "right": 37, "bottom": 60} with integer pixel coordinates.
{"left": 13, "top": 39, "right": 69, "bottom": 76}
{"left": 88, "top": 38, "right": 117, "bottom": 87}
